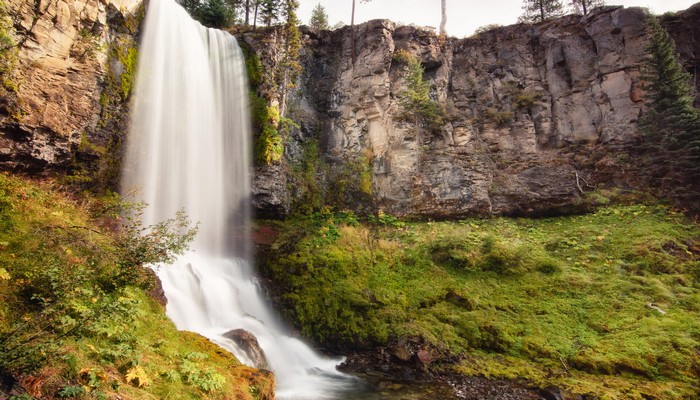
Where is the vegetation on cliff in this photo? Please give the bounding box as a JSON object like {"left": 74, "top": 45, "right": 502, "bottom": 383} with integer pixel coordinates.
{"left": 639, "top": 16, "right": 700, "bottom": 210}
{"left": 0, "top": 174, "right": 273, "bottom": 399}
{"left": 258, "top": 204, "right": 700, "bottom": 398}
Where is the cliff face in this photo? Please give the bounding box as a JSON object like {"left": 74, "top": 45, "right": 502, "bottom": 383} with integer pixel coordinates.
{"left": 0, "top": 0, "right": 140, "bottom": 173}
{"left": 252, "top": 4, "right": 700, "bottom": 218}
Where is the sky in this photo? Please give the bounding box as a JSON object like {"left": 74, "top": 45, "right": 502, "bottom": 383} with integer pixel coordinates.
{"left": 297, "top": 0, "right": 699, "bottom": 38}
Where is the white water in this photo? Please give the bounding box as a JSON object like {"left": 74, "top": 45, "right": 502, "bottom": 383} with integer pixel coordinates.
{"left": 122, "top": 0, "right": 357, "bottom": 397}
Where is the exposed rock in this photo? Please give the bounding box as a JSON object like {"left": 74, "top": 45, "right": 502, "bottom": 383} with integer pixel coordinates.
{"left": 0, "top": 0, "right": 141, "bottom": 172}
{"left": 223, "top": 329, "right": 268, "bottom": 370}
{"left": 250, "top": 5, "right": 700, "bottom": 218}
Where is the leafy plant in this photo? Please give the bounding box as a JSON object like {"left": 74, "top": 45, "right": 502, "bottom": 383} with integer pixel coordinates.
{"left": 397, "top": 54, "right": 445, "bottom": 132}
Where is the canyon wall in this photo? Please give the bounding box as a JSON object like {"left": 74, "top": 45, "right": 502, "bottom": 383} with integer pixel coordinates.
{"left": 0, "top": 1, "right": 698, "bottom": 217}
{"left": 0, "top": 0, "right": 141, "bottom": 178}
{"left": 250, "top": 4, "right": 700, "bottom": 218}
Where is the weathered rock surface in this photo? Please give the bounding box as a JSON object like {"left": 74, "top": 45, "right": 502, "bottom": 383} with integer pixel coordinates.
{"left": 223, "top": 328, "right": 268, "bottom": 370}
{"left": 0, "top": 0, "right": 140, "bottom": 172}
{"left": 252, "top": 5, "right": 700, "bottom": 218}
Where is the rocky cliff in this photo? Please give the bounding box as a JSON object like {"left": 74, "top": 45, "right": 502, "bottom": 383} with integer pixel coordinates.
{"left": 0, "top": 0, "right": 141, "bottom": 180}
{"left": 250, "top": 4, "right": 700, "bottom": 218}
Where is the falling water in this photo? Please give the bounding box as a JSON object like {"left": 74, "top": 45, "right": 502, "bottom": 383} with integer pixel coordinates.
{"left": 122, "top": 0, "right": 358, "bottom": 397}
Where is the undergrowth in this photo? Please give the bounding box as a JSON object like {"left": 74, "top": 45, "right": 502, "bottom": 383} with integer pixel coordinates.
{"left": 0, "top": 173, "right": 273, "bottom": 399}
{"left": 258, "top": 205, "right": 700, "bottom": 399}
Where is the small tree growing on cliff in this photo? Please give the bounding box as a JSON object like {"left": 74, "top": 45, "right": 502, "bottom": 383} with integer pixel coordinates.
{"left": 570, "top": 0, "right": 605, "bottom": 15}
{"left": 310, "top": 3, "right": 330, "bottom": 30}
{"left": 519, "top": 0, "right": 565, "bottom": 23}
{"left": 639, "top": 16, "right": 700, "bottom": 203}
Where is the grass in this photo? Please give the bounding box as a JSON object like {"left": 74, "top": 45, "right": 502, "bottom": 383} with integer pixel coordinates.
{"left": 258, "top": 206, "right": 700, "bottom": 399}
{"left": 0, "top": 173, "right": 273, "bottom": 399}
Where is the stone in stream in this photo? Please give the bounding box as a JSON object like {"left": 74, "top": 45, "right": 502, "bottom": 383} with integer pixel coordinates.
{"left": 223, "top": 329, "right": 268, "bottom": 370}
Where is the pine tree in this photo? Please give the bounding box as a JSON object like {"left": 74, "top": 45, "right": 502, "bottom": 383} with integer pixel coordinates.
{"left": 279, "top": 0, "right": 301, "bottom": 118}
{"left": 639, "top": 16, "right": 700, "bottom": 203}
{"left": 258, "top": 0, "right": 280, "bottom": 27}
{"left": 309, "top": 3, "right": 329, "bottom": 30}
{"left": 519, "top": 0, "right": 565, "bottom": 23}
{"left": 571, "top": 0, "right": 604, "bottom": 15}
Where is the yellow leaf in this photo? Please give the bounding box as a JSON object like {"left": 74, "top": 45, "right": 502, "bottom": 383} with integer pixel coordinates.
{"left": 0, "top": 268, "right": 9, "bottom": 280}
{"left": 126, "top": 366, "right": 150, "bottom": 387}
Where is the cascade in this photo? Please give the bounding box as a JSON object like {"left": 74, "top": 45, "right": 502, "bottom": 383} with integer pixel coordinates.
{"left": 122, "top": 0, "right": 357, "bottom": 397}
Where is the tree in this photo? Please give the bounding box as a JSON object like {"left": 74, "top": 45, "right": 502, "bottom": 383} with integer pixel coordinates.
{"left": 258, "top": 0, "right": 280, "bottom": 27}
{"left": 439, "top": 0, "right": 447, "bottom": 36}
{"left": 571, "top": 0, "right": 604, "bottom": 15}
{"left": 351, "top": 0, "right": 371, "bottom": 64}
{"left": 309, "top": 3, "right": 330, "bottom": 30}
{"left": 279, "top": 0, "right": 301, "bottom": 118}
{"left": 519, "top": 0, "right": 565, "bottom": 23}
{"left": 197, "top": 0, "right": 235, "bottom": 28}
{"left": 639, "top": 16, "right": 700, "bottom": 203}
{"left": 177, "top": 0, "right": 235, "bottom": 28}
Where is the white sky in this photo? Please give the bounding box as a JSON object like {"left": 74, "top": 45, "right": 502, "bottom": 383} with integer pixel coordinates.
{"left": 297, "top": 0, "right": 699, "bottom": 38}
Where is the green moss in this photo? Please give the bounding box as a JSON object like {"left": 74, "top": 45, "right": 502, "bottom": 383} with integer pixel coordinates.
{"left": 259, "top": 204, "right": 700, "bottom": 398}
{"left": 0, "top": 173, "right": 273, "bottom": 399}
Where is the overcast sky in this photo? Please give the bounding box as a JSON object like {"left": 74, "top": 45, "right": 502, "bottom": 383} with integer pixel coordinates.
{"left": 297, "top": 0, "right": 699, "bottom": 38}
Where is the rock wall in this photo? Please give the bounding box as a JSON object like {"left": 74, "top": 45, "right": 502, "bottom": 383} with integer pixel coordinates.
{"left": 252, "top": 4, "right": 700, "bottom": 218}
{"left": 0, "top": 0, "right": 141, "bottom": 173}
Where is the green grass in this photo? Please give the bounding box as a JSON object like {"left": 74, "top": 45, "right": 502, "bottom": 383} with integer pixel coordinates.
{"left": 0, "top": 173, "right": 273, "bottom": 399}
{"left": 258, "top": 206, "right": 700, "bottom": 399}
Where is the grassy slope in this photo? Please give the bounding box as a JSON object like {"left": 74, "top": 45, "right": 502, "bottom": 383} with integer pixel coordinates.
{"left": 259, "top": 207, "right": 700, "bottom": 399}
{"left": 0, "top": 173, "right": 273, "bottom": 400}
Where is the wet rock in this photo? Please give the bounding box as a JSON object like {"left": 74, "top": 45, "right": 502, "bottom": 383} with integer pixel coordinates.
{"left": 540, "top": 386, "right": 565, "bottom": 400}
{"left": 223, "top": 329, "right": 268, "bottom": 370}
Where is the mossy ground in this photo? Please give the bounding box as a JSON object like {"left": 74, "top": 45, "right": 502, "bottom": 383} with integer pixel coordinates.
{"left": 0, "top": 173, "right": 273, "bottom": 399}
{"left": 258, "top": 206, "right": 700, "bottom": 399}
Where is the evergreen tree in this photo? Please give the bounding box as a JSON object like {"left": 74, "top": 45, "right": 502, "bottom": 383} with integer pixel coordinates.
{"left": 279, "top": 0, "right": 301, "bottom": 117}
{"left": 258, "top": 0, "right": 280, "bottom": 27}
{"left": 197, "top": 0, "right": 235, "bottom": 28}
{"left": 639, "top": 16, "right": 700, "bottom": 203}
{"left": 309, "top": 3, "right": 330, "bottom": 30}
{"left": 519, "top": 0, "right": 565, "bottom": 23}
{"left": 571, "top": 0, "right": 604, "bottom": 15}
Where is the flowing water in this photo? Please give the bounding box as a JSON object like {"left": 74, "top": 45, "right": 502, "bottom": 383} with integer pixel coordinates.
{"left": 121, "top": 0, "right": 360, "bottom": 397}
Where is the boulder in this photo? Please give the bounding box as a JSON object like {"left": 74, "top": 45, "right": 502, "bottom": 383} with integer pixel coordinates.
{"left": 223, "top": 329, "right": 268, "bottom": 370}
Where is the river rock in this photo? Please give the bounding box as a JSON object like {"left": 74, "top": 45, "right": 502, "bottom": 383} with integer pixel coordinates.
{"left": 223, "top": 329, "right": 268, "bottom": 370}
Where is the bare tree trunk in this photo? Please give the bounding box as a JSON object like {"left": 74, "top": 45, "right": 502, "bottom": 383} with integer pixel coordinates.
{"left": 253, "top": 0, "right": 259, "bottom": 30}
{"left": 351, "top": 0, "right": 356, "bottom": 64}
{"left": 582, "top": 0, "right": 588, "bottom": 15}
{"left": 439, "top": 0, "right": 447, "bottom": 36}
{"left": 245, "top": 0, "right": 250, "bottom": 25}
{"left": 539, "top": 0, "right": 545, "bottom": 22}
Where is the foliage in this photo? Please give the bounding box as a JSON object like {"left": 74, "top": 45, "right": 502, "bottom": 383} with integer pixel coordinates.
{"left": 290, "top": 137, "right": 325, "bottom": 214}
{"left": 259, "top": 204, "right": 700, "bottom": 398}
{"left": 396, "top": 52, "right": 445, "bottom": 132}
{"left": 484, "top": 108, "right": 514, "bottom": 127}
{"left": 519, "top": 0, "right": 565, "bottom": 23}
{"left": 0, "top": 174, "right": 273, "bottom": 399}
{"left": 178, "top": 0, "right": 235, "bottom": 28}
{"left": 473, "top": 24, "right": 503, "bottom": 35}
{"left": 0, "top": 0, "right": 21, "bottom": 120}
{"left": 639, "top": 16, "right": 700, "bottom": 208}
{"left": 570, "top": 0, "right": 604, "bottom": 15}
{"left": 309, "top": 3, "right": 329, "bottom": 30}
{"left": 278, "top": 0, "right": 302, "bottom": 118}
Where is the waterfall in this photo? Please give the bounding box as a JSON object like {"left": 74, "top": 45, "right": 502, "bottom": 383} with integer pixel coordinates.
{"left": 122, "top": 0, "right": 357, "bottom": 397}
